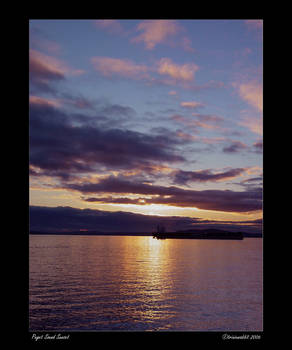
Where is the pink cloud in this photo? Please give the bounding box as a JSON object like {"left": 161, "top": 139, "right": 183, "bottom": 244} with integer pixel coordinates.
{"left": 157, "top": 58, "right": 199, "bottom": 83}
{"left": 175, "top": 133, "right": 226, "bottom": 145}
{"left": 180, "top": 101, "right": 205, "bottom": 109}
{"left": 171, "top": 114, "right": 200, "bottom": 132}
{"left": 237, "top": 80, "right": 263, "bottom": 113}
{"left": 172, "top": 112, "right": 226, "bottom": 132}
{"left": 90, "top": 55, "right": 206, "bottom": 91}
{"left": 91, "top": 56, "right": 199, "bottom": 86}
{"left": 132, "top": 20, "right": 181, "bottom": 49}
{"left": 29, "top": 95, "right": 95, "bottom": 111}
{"left": 30, "top": 49, "right": 85, "bottom": 79}
{"left": 175, "top": 130, "right": 198, "bottom": 142}
{"left": 191, "top": 113, "right": 224, "bottom": 123}
{"left": 29, "top": 95, "right": 61, "bottom": 108}
{"left": 91, "top": 56, "right": 148, "bottom": 79}
{"left": 200, "top": 136, "right": 226, "bottom": 145}
{"left": 239, "top": 113, "right": 263, "bottom": 136}
{"left": 232, "top": 76, "right": 263, "bottom": 114}
{"left": 30, "top": 49, "right": 67, "bottom": 77}
{"left": 171, "top": 114, "right": 190, "bottom": 124}
{"left": 191, "top": 121, "right": 223, "bottom": 131}
{"left": 233, "top": 75, "right": 262, "bottom": 137}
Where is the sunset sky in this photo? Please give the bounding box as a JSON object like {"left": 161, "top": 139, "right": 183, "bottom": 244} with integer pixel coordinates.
{"left": 29, "top": 19, "right": 263, "bottom": 233}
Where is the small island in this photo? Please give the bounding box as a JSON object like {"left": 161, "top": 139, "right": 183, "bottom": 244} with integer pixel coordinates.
{"left": 153, "top": 225, "right": 244, "bottom": 240}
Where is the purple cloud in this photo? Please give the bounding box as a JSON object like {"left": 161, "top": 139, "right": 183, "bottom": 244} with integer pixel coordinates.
{"left": 173, "top": 168, "right": 247, "bottom": 185}
{"left": 65, "top": 175, "right": 262, "bottom": 213}
{"left": 223, "top": 141, "right": 247, "bottom": 153}
{"left": 29, "top": 49, "right": 66, "bottom": 93}
{"left": 29, "top": 100, "right": 185, "bottom": 179}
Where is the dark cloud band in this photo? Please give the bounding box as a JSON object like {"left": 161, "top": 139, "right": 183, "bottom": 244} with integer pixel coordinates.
{"left": 66, "top": 176, "right": 262, "bottom": 213}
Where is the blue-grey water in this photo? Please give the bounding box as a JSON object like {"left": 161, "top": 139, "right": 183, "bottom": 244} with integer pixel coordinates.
{"left": 29, "top": 235, "right": 263, "bottom": 331}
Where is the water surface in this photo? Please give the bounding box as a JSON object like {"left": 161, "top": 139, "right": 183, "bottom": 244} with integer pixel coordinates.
{"left": 29, "top": 235, "right": 263, "bottom": 331}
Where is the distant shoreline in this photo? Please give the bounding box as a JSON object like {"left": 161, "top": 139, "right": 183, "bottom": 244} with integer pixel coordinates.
{"left": 29, "top": 231, "right": 152, "bottom": 236}
{"left": 29, "top": 230, "right": 262, "bottom": 238}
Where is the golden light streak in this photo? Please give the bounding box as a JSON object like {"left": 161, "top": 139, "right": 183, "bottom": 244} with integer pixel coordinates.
{"left": 30, "top": 184, "right": 262, "bottom": 222}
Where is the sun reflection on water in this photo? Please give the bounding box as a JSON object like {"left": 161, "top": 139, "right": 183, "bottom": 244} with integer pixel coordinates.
{"left": 30, "top": 235, "right": 263, "bottom": 331}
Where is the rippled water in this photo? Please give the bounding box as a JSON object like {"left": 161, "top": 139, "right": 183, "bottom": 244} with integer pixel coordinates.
{"left": 29, "top": 235, "right": 263, "bottom": 331}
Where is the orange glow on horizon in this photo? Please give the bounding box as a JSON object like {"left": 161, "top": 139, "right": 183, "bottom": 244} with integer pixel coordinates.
{"left": 30, "top": 187, "right": 262, "bottom": 223}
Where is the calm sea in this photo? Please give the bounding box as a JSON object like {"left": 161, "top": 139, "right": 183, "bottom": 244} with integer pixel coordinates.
{"left": 29, "top": 235, "right": 263, "bottom": 331}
